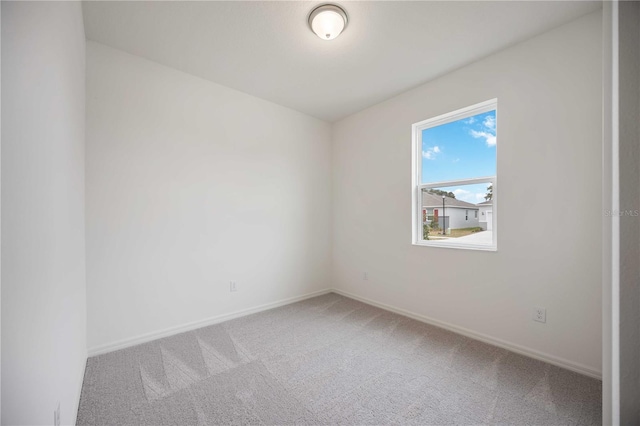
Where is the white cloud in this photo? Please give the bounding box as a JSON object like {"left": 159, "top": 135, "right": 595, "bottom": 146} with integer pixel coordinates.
{"left": 422, "top": 145, "right": 441, "bottom": 160}
{"left": 467, "top": 114, "right": 497, "bottom": 147}
{"left": 465, "top": 117, "right": 476, "bottom": 125}
{"left": 452, "top": 188, "right": 486, "bottom": 204}
{"left": 470, "top": 130, "right": 497, "bottom": 147}
{"left": 483, "top": 116, "right": 496, "bottom": 131}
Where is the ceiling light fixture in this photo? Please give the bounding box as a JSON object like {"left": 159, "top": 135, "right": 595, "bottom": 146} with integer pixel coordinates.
{"left": 308, "top": 4, "right": 348, "bottom": 41}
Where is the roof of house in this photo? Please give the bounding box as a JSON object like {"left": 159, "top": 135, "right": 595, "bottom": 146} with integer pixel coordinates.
{"left": 476, "top": 199, "right": 493, "bottom": 207}
{"left": 421, "top": 191, "right": 479, "bottom": 209}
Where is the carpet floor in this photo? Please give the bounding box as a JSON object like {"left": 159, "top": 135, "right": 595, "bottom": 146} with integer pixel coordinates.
{"left": 77, "top": 293, "right": 601, "bottom": 425}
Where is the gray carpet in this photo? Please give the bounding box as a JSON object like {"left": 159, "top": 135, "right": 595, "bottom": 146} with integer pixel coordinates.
{"left": 77, "top": 293, "right": 601, "bottom": 425}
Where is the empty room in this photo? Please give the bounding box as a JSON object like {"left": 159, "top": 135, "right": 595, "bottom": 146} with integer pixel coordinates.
{"left": 2, "top": 0, "right": 639, "bottom": 425}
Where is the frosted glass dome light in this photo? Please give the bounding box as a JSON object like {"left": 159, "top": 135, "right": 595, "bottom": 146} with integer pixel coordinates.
{"left": 308, "top": 4, "right": 348, "bottom": 40}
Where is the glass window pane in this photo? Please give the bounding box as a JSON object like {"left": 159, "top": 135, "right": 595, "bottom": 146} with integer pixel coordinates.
{"left": 420, "top": 183, "right": 493, "bottom": 245}
{"left": 421, "top": 110, "right": 496, "bottom": 184}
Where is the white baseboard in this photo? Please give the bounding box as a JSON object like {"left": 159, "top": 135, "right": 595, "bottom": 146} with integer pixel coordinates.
{"left": 87, "top": 286, "right": 601, "bottom": 380}
{"left": 332, "top": 289, "right": 602, "bottom": 380}
{"left": 87, "top": 288, "right": 332, "bottom": 357}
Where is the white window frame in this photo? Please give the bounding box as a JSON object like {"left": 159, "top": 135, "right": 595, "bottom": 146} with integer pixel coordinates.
{"left": 411, "top": 99, "right": 498, "bottom": 251}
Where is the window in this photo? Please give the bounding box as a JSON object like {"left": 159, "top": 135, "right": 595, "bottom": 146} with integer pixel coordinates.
{"left": 411, "top": 99, "right": 497, "bottom": 250}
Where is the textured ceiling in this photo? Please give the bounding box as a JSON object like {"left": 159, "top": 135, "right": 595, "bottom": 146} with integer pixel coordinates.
{"left": 82, "top": 1, "right": 601, "bottom": 122}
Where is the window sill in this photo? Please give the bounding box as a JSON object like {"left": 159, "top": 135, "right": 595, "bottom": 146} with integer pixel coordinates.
{"left": 412, "top": 240, "right": 497, "bottom": 252}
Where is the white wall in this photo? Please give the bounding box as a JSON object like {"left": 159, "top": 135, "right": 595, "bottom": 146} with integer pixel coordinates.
{"left": 332, "top": 11, "right": 603, "bottom": 376}
{"left": 86, "top": 42, "right": 332, "bottom": 352}
{"left": 1, "top": 2, "right": 86, "bottom": 425}
{"left": 618, "top": 1, "right": 640, "bottom": 422}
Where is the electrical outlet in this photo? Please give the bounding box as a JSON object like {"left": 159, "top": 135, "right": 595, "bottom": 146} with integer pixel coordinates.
{"left": 362, "top": 272, "right": 368, "bottom": 281}
{"left": 533, "top": 307, "right": 546, "bottom": 323}
{"left": 230, "top": 281, "right": 237, "bottom": 292}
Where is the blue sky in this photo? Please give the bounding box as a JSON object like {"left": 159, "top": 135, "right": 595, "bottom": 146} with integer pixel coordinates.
{"left": 421, "top": 110, "right": 496, "bottom": 204}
